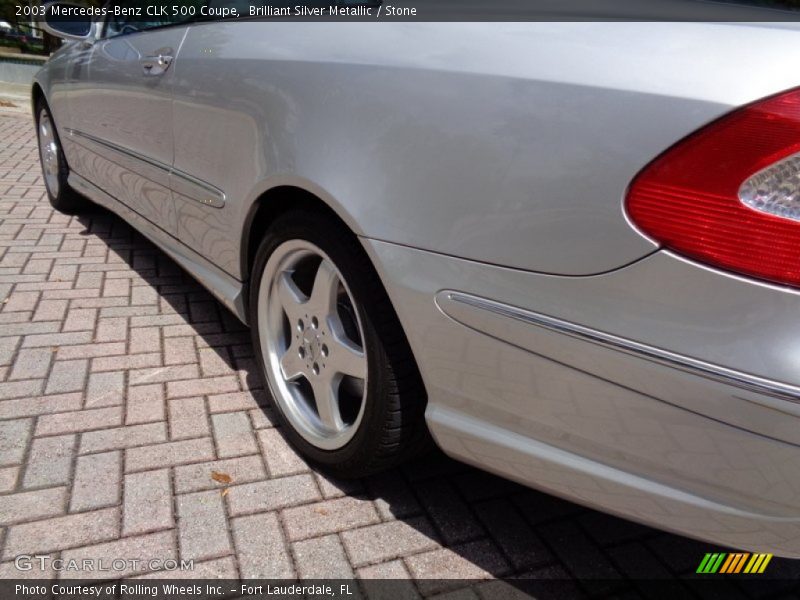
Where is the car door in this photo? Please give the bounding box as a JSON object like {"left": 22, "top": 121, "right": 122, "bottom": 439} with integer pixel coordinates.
{"left": 65, "top": 1, "right": 196, "bottom": 234}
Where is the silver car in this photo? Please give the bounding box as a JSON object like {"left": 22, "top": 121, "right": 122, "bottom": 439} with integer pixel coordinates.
{"left": 35, "top": 2, "right": 800, "bottom": 557}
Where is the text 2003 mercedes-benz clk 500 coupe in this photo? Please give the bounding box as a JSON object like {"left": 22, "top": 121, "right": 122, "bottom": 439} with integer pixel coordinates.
{"left": 34, "top": 1, "right": 800, "bottom": 556}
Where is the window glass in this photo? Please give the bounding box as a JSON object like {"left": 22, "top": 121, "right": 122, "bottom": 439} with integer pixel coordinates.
{"left": 105, "top": 1, "right": 207, "bottom": 37}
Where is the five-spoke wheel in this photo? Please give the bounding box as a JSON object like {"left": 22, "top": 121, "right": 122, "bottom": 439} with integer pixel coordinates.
{"left": 259, "top": 240, "right": 368, "bottom": 450}
{"left": 35, "top": 101, "right": 86, "bottom": 213}
{"left": 249, "top": 210, "right": 429, "bottom": 477}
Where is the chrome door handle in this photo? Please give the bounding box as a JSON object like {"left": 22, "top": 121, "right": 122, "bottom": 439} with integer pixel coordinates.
{"left": 141, "top": 53, "right": 173, "bottom": 76}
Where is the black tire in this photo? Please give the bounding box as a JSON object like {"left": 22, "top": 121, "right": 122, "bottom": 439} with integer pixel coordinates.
{"left": 35, "top": 100, "right": 88, "bottom": 213}
{"left": 249, "top": 210, "right": 431, "bottom": 478}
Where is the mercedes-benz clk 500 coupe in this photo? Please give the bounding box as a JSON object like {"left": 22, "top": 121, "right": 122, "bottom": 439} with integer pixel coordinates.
{"left": 33, "top": 1, "right": 800, "bottom": 557}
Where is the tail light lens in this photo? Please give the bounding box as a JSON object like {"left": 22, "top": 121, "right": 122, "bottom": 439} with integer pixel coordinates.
{"left": 626, "top": 88, "right": 800, "bottom": 287}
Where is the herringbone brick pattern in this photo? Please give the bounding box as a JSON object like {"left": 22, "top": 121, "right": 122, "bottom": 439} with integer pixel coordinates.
{"left": 0, "top": 109, "right": 768, "bottom": 596}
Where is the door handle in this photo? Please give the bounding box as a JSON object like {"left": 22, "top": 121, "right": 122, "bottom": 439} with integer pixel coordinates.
{"left": 141, "top": 53, "right": 173, "bottom": 76}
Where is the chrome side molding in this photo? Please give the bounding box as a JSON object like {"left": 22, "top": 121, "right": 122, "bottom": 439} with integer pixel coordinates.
{"left": 437, "top": 290, "right": 800, "bottom": 403}
{"left": 67, "top": 128, "right": 226, "bottom": 208}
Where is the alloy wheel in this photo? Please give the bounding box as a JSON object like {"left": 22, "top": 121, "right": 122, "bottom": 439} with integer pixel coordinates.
{"left": 37, "top": 109, "right": 61, "bottom": 198}
{"left": 257, "top": 239, "right": 368, "bottom": 450}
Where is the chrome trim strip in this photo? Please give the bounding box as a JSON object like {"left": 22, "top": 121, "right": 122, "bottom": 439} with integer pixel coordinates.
{"left": 66, "top": 128, "right": 225, "bottom": 208}
{"left": 169, "top": 169, "right": 226, "bottom": 209}
{"left": 66, "top": 127, "right": 171, "bottom": 187}
{"left": 440, "top": 291, "right": 800, "bottom": 403}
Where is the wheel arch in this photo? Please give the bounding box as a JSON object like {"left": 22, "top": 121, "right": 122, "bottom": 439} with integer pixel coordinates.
{"left": 241, "top": 184, "right": 362, "bottom": 283}
{"left": 31, "top": 82, "right": 44, "bottom": 119}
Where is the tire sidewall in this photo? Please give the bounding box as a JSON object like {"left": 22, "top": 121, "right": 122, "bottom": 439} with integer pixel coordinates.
{"left": 249, "top": 212, "right": 393, "bottom": 469}
{"left": 36, "top": 103, "right": 70, "bottom": 204}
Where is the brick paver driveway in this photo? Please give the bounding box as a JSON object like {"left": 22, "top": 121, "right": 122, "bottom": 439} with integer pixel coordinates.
{"left": 0, "top": 108, "right": 783, "bottom": 597}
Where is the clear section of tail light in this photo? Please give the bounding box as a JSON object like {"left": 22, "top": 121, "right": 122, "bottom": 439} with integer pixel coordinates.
{"left": 739, "top": 152, "right": 800, "bottom": 223}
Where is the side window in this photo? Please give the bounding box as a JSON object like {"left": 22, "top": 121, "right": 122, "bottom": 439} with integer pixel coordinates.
{"left": 104, "top": 1, "right": 207, "bottom": 38}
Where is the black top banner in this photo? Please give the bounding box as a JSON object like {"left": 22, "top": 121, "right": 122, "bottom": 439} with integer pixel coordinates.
{"left": 34, "top": 0, "right": 800, "bottom": 23}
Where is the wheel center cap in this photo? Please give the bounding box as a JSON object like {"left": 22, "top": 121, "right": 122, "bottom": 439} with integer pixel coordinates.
{"left": 302, "top": 332, "right": 321, "bottom": 362}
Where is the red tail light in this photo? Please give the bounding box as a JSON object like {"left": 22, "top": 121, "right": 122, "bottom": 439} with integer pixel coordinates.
{"left": 626, "top": 88, "right": 800, "bottom": 288}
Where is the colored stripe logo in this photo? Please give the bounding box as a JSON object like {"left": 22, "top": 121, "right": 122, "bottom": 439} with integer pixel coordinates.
{"left": 696, "top": 552, "right": 773, "bottom": 574}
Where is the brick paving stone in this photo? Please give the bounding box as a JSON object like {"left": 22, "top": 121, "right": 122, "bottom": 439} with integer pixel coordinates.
{"left": 315, "top": 472, "right": 364, "bottom": 500}
{"left": 70, "top": 451, "right": 122, "bottom": 512}
{"left": 95, "top": 316, "right": 128, "bottom": 342}
{"left": 123, "top": 468, "right": 172, "bottom": 535}
{"left": 125, "top": 436, "right": 215, "bottom": 472}
{"left": 168, "top": 397, "right": 210, "bottom": 440}
{"left": 0, "top": 379, "right": 43, "bottom": 400}
{"left": 231, "top": 512, "right": 294, "bottom": 579}
{"left": 0, "top": 466, "right": 18, "bottom": 492}
{"left": 45, "top": 358, "right": 88, "bottom": 394}
{"left": 163, "top": 336, "right": 196, "bottom": 365}
{"left": 404, "top": 541, "right": 511, "bottom": 595}
{"left": 80, "top": 422, "right": 167, "bottom": 454}
{"left": 8, "top": 347, "right": 52, "bottom": 380}
{"left": 56, "top": 341, "right": 125, "bottom": 360}
{"left": 366, "top": 471, "right": 421, "bottom": 521}
{"left": 257, "top": 428, "right": 308, "bottom": 476}
{"left": 128, "top": 364, "right": 199, "bottom": 386}
{"left": 173, "top": 455, "right": 266, "bottom": 494}
{"left": 283, "top": 496, "right": 380, "bottom": 541}
{"left": 0, "top": 486, "right": 67, "bottom": 525}
{"left": 212, "top": 411, "right": 257, "bottom": 458}
{"left": 199, "top": 347, "right": 232, "bottom": 377}
{"left": 473, "top": 499, "right": 552, "bottom": 571}
{"left": 35, "top": 406, "right": 122, "bottom": 436}
{"left": 32, "top": 299, "right": 68, "bottom": 322}
{"left": 62, "top": 307, "right": 97, "bottom": 331}
{"left": 2, "top": 290, "right": 38, "bottom": 312}
{"left": 341, "top": 517, "right": 440, "bottom": 567}
{"left": 3, "top": 507, "right": 119, "bottom": 558}
{"left": 0, "top": 392, "right": 82, "bottom": 419}
{"left": 129, "top": 326, "right": 161, "bottom": 354}
{"left": 248, "top": 407, "right": 277, "bottom": 429}
{"left": 21, "top": 330, "right": 92, "bottom": 348}
{"left": 22, "top": 433, "right": 75, "bottom": 488}
{"left": 86, "top": 370, "right": 125, "bottom": 407}
{"left": 60, "top": 531, "right": 176, "bottom": 580}
{"left": 292, "top": 533, "right": 354, "bottom": 578}
{"left": 0, "top": 336, "right": 19, "bottom": 366}
{"left": 357, "top": 559, "right": 413, "bottom": 579}
{"left": 226, "top": 474, "right": 320, "bottom": 516}
{"left": 177, "top": 489, "right": 232, "bottom": 561}
{"left": 167, "top": 375, "right": 239, "bottom": 399}
{"left": 126, "top": 384, "right": 165, "bottom": 424}
{"left": 208, "top": 390, "right": 266, "bottom": 413}
{"left": 93, "top": 352, "right": 161, "bottom": 372}
{"left": 415, "top": 479, "right": 483, "bottom": 545}
{"left": 0, "top": 417, "right": 31, "bottom": 465}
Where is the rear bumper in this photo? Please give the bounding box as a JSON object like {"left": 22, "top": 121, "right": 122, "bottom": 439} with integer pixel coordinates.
{"left": 363, "top": 238, "right": 800, "bottom": 557}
